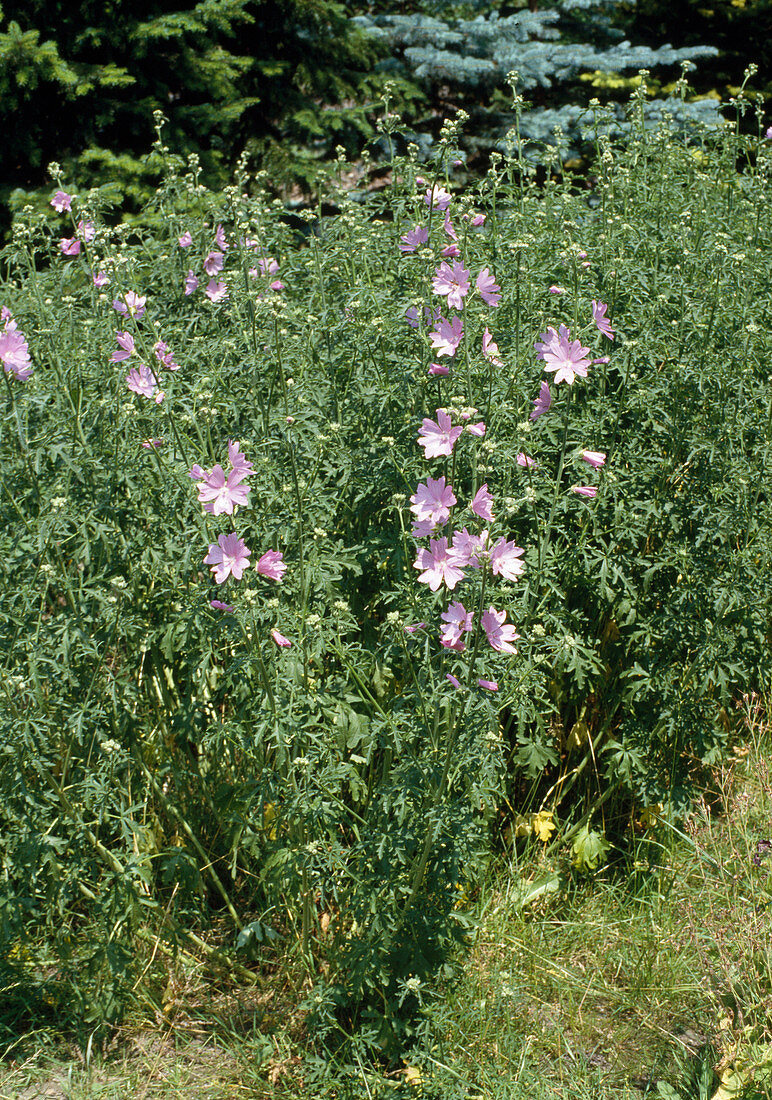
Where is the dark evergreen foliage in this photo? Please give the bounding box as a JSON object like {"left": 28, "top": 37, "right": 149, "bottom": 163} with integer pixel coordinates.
{"left": 0, "top": 0, "right": 382, "bottom": 212}
{"left": 629, "top": 0, "right": 772, "bottom": 103}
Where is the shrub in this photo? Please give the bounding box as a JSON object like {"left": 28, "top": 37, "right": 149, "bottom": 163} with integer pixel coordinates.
{"left": 0, "top": 87, "right": 770, "bottom": 1048}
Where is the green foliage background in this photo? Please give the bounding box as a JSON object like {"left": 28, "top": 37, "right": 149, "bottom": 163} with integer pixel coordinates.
{"left": 0, "top": 0, "right": 384, "bottom": 218}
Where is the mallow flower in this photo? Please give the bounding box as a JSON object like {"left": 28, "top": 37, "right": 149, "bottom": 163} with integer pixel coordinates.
{"left": 0, "top": 327, "right": 33, "bottom": 381}
{"left": 126, "top": 364, "right": 163, "bottom": 402}
{"left": 410, "top": 475, "right": 456, "bottom": 526}
{"left": 530, "top": 381, "right": 552, "bottom": 420}
{"left": 432, "top": 261, "right": 471, "bottom": 311}
{"left": 536, "top": 325, "right": 591, "bottom": 385}
{"left": 429, "top": 315, "right": 463, "bottom": 358}
{"left": 591, "top": 300, "right": 614, "bottom": 340}
{"left": 414, "top": 538, "right": 465, "bottom": 591}
{"left": 256, "top": 550, "right": 286, "bottom": 582}
{"left": 418, "top": 409, "right": 464, "bottom": 458}
{"left": 196, "top": 465, "right": 251, "bottom": 515}
{"left": 204, "top": 533, "right": 251, "bottom": 583}
{"left": 481, "top": 606, "right": 520, "bottom": 653}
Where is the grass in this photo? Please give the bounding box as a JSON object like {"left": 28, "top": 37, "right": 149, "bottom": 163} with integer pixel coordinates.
{"left": 3, "top": 696, "right": 771, "bottom": 1100}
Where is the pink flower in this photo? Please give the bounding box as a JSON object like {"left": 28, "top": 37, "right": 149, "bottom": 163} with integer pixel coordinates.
{"left": 113, "top": 292, "right": 146, "bottom": 319}
{"left": 466, "top": 422, "right": 485, "bottom": 437}
{"left": 766, "top": 126, "right": 772, "bottom": 140}
{"left": 439, "top": 631, "right": 465, "bottom": 653}
{"left": 418, "top": 409, "right": 464, "bottom": 459}
{"left": 406, "top": 304, "right": 442, "bottom": 331}
{"left": 178, "top": 231, "right": 193, "bottom": 247}
{"left": 0, "top": 327, "right": 33, "bottom": 381}
{"left": 184, "top": 271, "right": 198, "bottom": 295}
{"left": 517, "top": 453, "right": 536, "bottom": 469}
{"left": 490, "top": 537, "right": 525, "bottom": 581}
{"left": 549, "top": 286, "right": 566, "bottom": 295}
{"left": 227, "top": 439, "right": 255, "bottom": 477}
{"left": 59, "top": 237, "right": 80, "bottom": 256}
{"left": 399, "top": 226, "right": 429, "bottom": 253}
{"left": 50, "top": 190, "right": 72, "bottom": 212}
{"left": 481, "top": 606, "right": 520, "bottom": 654}
{"left": 215, "top": 224, "right": 229, "bottom": 251}
{"left": 433, "top": 261, "right": 471, "bottom": 310}
{"left": 204, "top": 533, "right": 251, "bottom": 583}
{"left": 536, "top": 324, "right": 591, "bottom": 385}
{"left": 530, "top": 381, "right": 552, "bottom": 420}
{"left": 593, "top": 356, "right": 610, "bottom": 365}
{"left": 141, "top": 438, "right": 163, "bottom": 449}
{"left": 256, "top": 550, "right": 286, "bottom": 581}
{"left": 205, "top": 280, "right": 228, "bottom": 302}
{"left": 440, "top": 600, "right": 473, "bottom": 650}
{"left": 126, "top": 363, "right": 163, "bottom": 402}
{"left": 470, "top": 484, "right": 494, "bottom": 522}
{"left": 110, "top": 331, "right": 135, "bottom": 362}
{"left": 592, "top": 300, "right": 614, "bottom": 340}
{"left": 404, "top": 622, "right": 427, "bottom": 634}
{"left": 476, "top": 268, "right": 501, "bottom": 307}
{"left": 482, "top": 327, "right": 503, "bottom": 366}
{"left": 441, "top": 244, "right": 461, "bottom": 259}
{"left": 571, "top": 485, "right": 598, "bottom": 498}
{"left": 581, "top": 450, "right": 606, "bottom": 469}
{"left": 93, "top": 271, "right": 109, "bottom": 287}
{"left": 446, "top": 673, "right": 462, "bottom": 689}
{"left": 154, "top": 340, "right": 180, "bottom": 371}
{"left": 478, "top": 679, "right": 499, "bottom": 691}
{"left": 197, "top": 465, "right": 251, "bottom": 515}
{"left": 210, "top": 599, "right": 235, "bottom": 612}
{"left": 411, "top": 518, "right": 436, "bottom": 538}
{"left": 204, "top": 251, "right": 224, "bottom": 277}
{"left": 189, "top": 464, "right": 207, "bottom": 480}
{"left": 443, "top": 211, "right": 458, "bottom": 241}
{"left": 271, "top": 628, "right": 292, "bottom": 647}
{"left": 428, "top": 362, "right": 449, "bottom": 376}
{"left": 424, "top": 185, "right": 452, "bottom": 210}
{"left": 78, "top": 220, "right": 95, "bottom": 242}
{"left": 410, "top": 475, "right": 457, "bottom": 526}
{"left": 414, "top": 537, "right": 466, "bottom": 591}
{"left": 452, "top": 527, "right": 487, "bottom": 568}
{"left": 430, "top": 315, "right": 463, "bottom": 358}
{"left": 258, "top": 257, "right": 279, "bottom": 276}
{"left": 470, "top": 213, "right": 486, "bottom": 227}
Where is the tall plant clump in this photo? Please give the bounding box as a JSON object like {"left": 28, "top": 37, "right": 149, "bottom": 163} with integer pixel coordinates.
{"left": 0, "top": 87, "right": 771, "bottom": 1048}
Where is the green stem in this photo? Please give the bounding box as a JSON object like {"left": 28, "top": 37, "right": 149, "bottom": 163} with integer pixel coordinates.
{"left": 133, "top": 749, "right": 244, "bottom": 932}
{"left": 537, "top": 386, "right": 573, "bottom": 581}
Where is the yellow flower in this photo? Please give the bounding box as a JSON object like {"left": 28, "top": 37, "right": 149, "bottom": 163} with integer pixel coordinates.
{"left": 532, "top": 810, "right": 556, "bottom": 842}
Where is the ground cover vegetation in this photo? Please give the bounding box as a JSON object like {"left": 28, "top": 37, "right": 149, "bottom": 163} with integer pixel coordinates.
{"left": 1, "top": 74, "right": 771, "bottom": 1086}
{"left": 3, "top": 701, "right": 772, "bottom": 1096}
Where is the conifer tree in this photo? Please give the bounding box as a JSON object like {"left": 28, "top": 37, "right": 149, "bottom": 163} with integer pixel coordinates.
{"left": 353, "top": 0, "right": 723, "bottom": 163}
{"left": 0, "top": 0, "right": 381, "bottom": 211}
